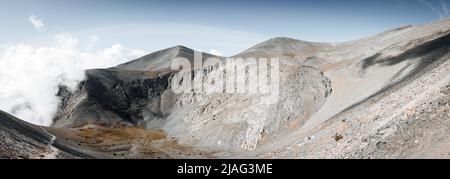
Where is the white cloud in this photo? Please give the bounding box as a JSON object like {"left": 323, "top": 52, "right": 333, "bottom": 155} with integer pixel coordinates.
{"left": 0, "top": 33, "right": 146, "bottom": 126}
{"left": 87, "top": 35, "right": 99, "bottom": 49}
{"left": 29, "top": 14, "right": 46, "bottom": 31}
{"left": 208, "top": 49, "right": 224, "bottom": 56}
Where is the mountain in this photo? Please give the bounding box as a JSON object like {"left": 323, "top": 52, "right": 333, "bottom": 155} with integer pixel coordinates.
{"left": 1, "top": 19, "right": 449, "bottom": 158}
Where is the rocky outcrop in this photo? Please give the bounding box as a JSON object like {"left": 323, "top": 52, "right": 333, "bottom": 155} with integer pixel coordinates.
{"left": 54, "top": 69, "right": 174, "bottom": 127}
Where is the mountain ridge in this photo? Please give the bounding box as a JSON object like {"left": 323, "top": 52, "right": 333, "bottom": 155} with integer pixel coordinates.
{"left": 1, "top": 19, "right": 449, "bottom": 158}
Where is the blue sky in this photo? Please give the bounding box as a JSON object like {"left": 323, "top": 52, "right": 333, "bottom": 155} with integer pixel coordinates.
{"left": 1, "top": 0, "right": 449, "bottom": 55}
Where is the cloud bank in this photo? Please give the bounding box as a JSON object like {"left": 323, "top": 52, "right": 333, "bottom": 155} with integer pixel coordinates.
{"left": 0, "top": 33, "right": 146, "bottom": 126}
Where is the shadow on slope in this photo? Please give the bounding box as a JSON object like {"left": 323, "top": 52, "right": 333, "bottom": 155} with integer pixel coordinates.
{"left": 333, "top": 32, "right": 450, "bottom": 120}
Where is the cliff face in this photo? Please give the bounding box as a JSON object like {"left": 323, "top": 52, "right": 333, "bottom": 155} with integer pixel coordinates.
{"left": 54, "top": 69, "right": 174, "bottom": 127}
{"left": 1, "top": 19, "right": 450, "bottom": 159}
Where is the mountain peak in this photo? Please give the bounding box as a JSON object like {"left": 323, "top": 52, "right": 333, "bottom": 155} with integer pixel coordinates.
{"left": 114, "top": 45, "right": 195, "bottom": 71}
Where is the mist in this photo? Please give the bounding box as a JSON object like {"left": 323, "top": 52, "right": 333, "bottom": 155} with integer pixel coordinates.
{"left": 0, "top": 33, "right": 146, "bottom": 126}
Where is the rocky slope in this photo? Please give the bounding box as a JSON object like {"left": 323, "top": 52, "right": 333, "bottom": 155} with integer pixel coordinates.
{"left": 1, "top": 18, "right": 449, "bottom": 158}
{"left": 0, "top": 110, "right": 96, "bottom": 159}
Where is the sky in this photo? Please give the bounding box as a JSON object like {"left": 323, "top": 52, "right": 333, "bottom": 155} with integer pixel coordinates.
{"left": 0, "top": 0, "right": 449, "bottom": 126}
{"left": 0, "top": 0, "right": 449, "bottom": 55}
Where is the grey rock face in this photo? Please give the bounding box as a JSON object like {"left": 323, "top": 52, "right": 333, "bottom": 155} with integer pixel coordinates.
{"left": 162, "top": 63, "right": 332, "bottom": 150}
{"left": 53, "top": 69, "right": 174, "bottom": 127}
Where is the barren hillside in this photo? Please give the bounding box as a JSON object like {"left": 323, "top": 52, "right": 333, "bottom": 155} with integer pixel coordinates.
{"left": 1, "top": 19, "right": 449, "bottom": 159}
